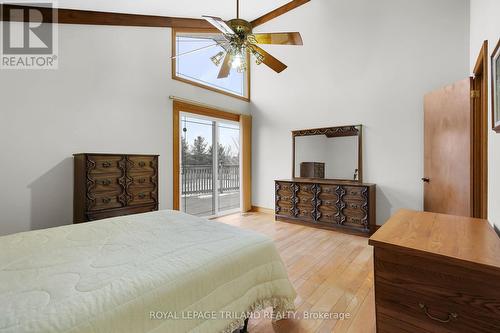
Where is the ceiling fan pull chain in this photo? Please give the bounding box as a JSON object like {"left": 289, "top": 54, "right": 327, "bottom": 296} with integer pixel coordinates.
{"left": 236, "top": 0, "right": 239, "bottom": 19}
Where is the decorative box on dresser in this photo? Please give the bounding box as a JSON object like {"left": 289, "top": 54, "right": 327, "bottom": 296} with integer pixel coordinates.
{"left": 300, "top": 162, "right": 325, "bottom": 178}
{"left": 74, "top": 153, "right": 159, "bottom": 223}
{"left": 369, "top": 209, "right": 500, "bottom": 333}
{"left": 275, "top": 178, "right": 376, "bottom": 236}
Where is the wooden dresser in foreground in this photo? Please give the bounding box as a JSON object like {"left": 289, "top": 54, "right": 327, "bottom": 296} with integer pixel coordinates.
{"left": 275, "top": 178, "right": 376, "bottom": 236}
{"left": 369, "top": 209, "right": 500, "bottom": 333}
{"left": 74, "top": 153, "right": 158, "bottom": 223}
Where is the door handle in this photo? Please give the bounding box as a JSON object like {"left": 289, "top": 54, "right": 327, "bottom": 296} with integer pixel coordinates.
{"left": 422, "top": 177, "right": 430, "bottom": 183}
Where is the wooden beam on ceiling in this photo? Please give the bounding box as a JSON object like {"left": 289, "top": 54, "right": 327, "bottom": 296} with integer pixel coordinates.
{"left": 0, "top": 4, "right": 213, "bottom": 29}
{"left": 251, "top": 0, "right": 310, "bottom": 28}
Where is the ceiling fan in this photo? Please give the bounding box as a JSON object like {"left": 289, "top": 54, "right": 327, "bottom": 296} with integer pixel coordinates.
{"left": 172, "top": 0, "right": 309, "bottom": 79}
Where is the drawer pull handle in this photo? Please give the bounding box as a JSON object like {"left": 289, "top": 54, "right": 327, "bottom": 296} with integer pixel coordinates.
{"left": 138, "top": 193, "right": 146, "bottom": 199}
{"left": 418, "top": 303, "right": 458, "bottom": 323}
{"left": 138, "top": 178, "right": 146, "bottom": 184}
{"left": 102, "top": 197, "right": 111, "bottom": 204}
{"left": 102, "top": 161, "right": 111, "bottom": 168}
{"left": 100, "top": 179, "right": 112, "bottom": 186}
{"left": 138, "top": 161, "right": 146, "bottom": 167}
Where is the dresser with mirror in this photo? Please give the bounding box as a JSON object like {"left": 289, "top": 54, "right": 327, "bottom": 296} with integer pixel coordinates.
{"left": 275, "top": 125, "right": 377, "bottom": 236}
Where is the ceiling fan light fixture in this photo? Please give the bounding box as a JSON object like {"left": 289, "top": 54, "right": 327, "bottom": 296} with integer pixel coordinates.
{"left": 231, "top": 51, "right": 243, "bottom": 68}
{"left": 236, "top": 60, "right": 247, "bottom": 73}
{"left": 229, "top": 50, "right": 247, "bottom": 73}
{"left": 210, "top": 51, "right": 225, "bottom": 66}
{"left": 197, "top": 0, "right": 305, "bottom": 77}
{"left": 250, "top": 48, "right": 264, "bottom": 65}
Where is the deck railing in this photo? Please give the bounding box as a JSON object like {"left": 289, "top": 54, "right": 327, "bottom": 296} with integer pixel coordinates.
{"left": 181, "top": 165, "right": 239, "bottom": 195}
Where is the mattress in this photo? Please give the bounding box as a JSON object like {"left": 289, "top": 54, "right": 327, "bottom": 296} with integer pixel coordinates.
{"left": 0, "top": 210, "right": 296, "bottom": 333}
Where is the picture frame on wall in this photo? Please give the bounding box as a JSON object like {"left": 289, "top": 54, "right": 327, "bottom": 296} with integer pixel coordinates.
{"left": 492, "top": 38, "right": 500, "bottom": 133}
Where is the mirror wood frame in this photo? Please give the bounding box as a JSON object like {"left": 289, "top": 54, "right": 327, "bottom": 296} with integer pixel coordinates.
{"left": 292, "top": 125, "right": 363, "bottom": 182}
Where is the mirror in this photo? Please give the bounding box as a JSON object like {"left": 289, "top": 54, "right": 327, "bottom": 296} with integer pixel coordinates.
{"left": 292, "top": 125, "right": 362, "bottom": 182}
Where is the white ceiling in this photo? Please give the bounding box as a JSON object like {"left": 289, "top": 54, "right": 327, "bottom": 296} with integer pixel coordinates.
{"left": 54, "top": 0, "right": 292, "bottom": 21}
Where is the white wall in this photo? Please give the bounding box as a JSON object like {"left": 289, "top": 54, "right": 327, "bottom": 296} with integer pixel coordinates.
{"left": 0, "top": 24, "right": 249, "bottom": 236}
{"left": 250, "top": 0, "right": 470, "bottom": 225}
{"left": 470, "top": 0, "right": 500, "bottom": 231}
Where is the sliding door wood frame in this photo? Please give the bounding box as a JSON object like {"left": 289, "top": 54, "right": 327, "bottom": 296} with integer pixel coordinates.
{"left": 172, "top": 100, "right": 241, "bottom": 211}
{"left": 471, "top": 41, "right": 488, "bottom": 219}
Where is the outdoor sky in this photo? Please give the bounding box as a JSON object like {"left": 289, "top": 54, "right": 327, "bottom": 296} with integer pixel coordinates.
{"left": 176, "top": 35, "right": 245, "bottom": 96}
{"left": 181, "top": 116, "right": 240, "bottom": 159}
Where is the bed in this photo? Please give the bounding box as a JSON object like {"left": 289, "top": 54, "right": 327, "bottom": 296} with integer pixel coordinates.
{"left": 0, "top": 210, "right": 296, "bottom": 333}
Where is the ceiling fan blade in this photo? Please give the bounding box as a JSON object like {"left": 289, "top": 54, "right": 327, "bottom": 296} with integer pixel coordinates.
{"left": 253, "top": 32, "right": 303, "bottom": 45}
{"left": 171, "top": 43, "right": 222, "bottom": 59}
{"left": 251, "top": 0, "right": 310, "bottom": 28}
{"left": 251, "top": 45, "right": 287, "bottom": 73}
{"left": 202, "top": 16, "right": 235, "bottom": 35}
{"left": 217, "top": 52, "right": 232, "bottom": 79}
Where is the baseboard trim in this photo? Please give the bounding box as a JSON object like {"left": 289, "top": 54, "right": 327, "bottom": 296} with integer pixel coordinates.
{"left": 250, "top": 206, "right": 274, "bottom": 214}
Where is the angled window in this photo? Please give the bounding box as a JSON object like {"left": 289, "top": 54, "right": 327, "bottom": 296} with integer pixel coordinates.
{"left": 172, "top": 29, "right": 250, "bottom": 101}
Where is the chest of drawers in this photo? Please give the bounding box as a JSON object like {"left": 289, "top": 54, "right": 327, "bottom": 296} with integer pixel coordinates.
{"left": 369, "top": 210, "right": 500, "bottom": 332}
{"left": 73, "top": 153, "right": 159, "bottom": 223}
{"left": 275, "top": 178, "right": 376, "bottom": 236}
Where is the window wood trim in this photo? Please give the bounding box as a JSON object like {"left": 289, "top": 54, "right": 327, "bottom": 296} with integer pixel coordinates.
{"left": 171, "top": 28, "right": 251, "bottom": 102}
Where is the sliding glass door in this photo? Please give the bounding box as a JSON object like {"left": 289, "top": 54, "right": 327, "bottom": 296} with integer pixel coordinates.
{"left": 217, "top": 121, "right": 240, "bottom": 213}
{"left": 180, "top": 113, "right": 240, "bottom": 217}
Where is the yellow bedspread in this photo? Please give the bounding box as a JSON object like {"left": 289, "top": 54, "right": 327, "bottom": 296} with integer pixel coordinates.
{"left": 0, "top": 210, "right": 296, "bottom": 333}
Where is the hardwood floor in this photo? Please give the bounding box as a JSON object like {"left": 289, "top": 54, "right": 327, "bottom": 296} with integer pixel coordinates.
{"left": 215, "top": 212, "right": 376, "bottom": 333}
